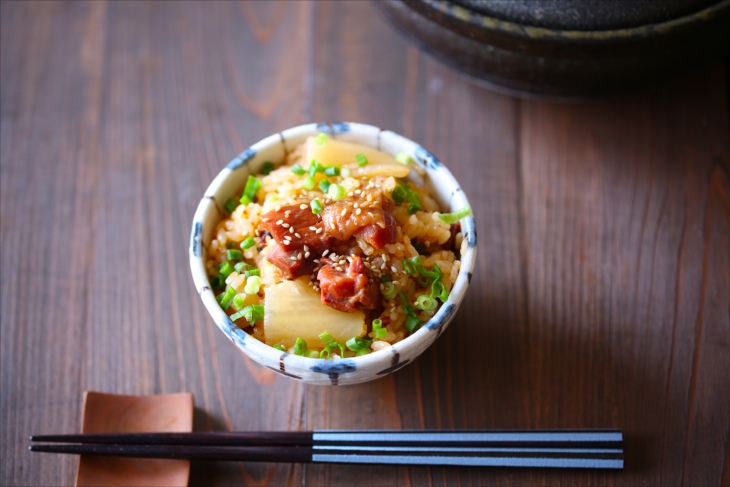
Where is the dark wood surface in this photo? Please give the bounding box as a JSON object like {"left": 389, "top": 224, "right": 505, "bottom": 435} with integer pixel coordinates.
{"left": 1, "top": 2, "right": 728, "bottom": 486}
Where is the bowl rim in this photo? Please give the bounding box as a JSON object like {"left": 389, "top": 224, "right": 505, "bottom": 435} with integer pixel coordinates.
{"left": 412, "top": 0, "right": 730, "bottom": 40}
{"left": 189, "top": 122, "right": 477, "bottom": 377}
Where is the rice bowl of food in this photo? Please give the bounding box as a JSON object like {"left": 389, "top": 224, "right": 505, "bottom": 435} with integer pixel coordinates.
{"left": 190, "top": 123, "right": 476, "bottom": 385}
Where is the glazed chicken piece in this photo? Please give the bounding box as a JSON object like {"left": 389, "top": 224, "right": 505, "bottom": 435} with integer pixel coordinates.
{"left": 317, "top": 255, "right": 379, "bottom": 312}
{"left": 261, "top": 205, "right": 328, "bottom": 278}
{"left": 321, "top": 188, "right": 397, "bottom": 249}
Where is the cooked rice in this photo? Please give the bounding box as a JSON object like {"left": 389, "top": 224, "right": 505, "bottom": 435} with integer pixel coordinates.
{"left": 206, "top": 140, "right": 463, "bottom": 356}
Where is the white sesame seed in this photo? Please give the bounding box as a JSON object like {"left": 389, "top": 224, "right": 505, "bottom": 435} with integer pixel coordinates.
{"left": 289, "top": 227, "right": 294, "bottom": 233}
{"left": 354, "top": 203, "right": 359, "bottom": 208}
{"left": 276, "top": 220, "right": 283, "bottom": 225}
{"left": 290, "top": 256, "right": 297, "bottom": 261}
{"left": 379, "top": 283, "right": 384, "bottom": 290}
{"left": 316, "top": 228, "right": 323, "bottom": 234}
{"left": 340, "top": 209, "right": 347, "bottom": 217}
{"left": 368, "top": 212, "right": 374, "bottom": 217}
{"left": 298, "top": 252, "right": 303, "bottom": 260}
{"left": 305, "top": 252, "right": 310, "bottom": 258}
{"left": 356, "top": 209, "right": 362, "bottom": 215}
{"left": 309, "top": 226, "right": 317, "bottom": 231}
{"left": 322, "top": 250, "right": 329, "bottom": 256}
{"left": 391, "top": 266, "right": 397, "bottom": 273}
{"left": 381, "top": 263, "right": 386, "bottom": 270}
{"left": 355, "top": 190, "right": 361, "bottom": 195}
{"left": 300, "top": 204, "right": 308, "bottom": 209}
{"left": 262, "top": 217, "right": 269, "bottom": 222}
{"left": 285, "top": 210, "right": 291, "bottom": 217}
{"left": 303, "top": 245, "right": 309, "bottom": 252}
{"left": 336, "top": 267, "right": 343, "bottom": 272}
{"left": 295, "top": 233, "right": 301, "bottom": 238}
{"left": 281, "top": 223, "right": 290, "bottom": 228}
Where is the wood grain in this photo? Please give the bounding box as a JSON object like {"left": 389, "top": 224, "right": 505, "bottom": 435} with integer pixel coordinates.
{"left": 1, "top": 1, "right": 728, "bottom": 486}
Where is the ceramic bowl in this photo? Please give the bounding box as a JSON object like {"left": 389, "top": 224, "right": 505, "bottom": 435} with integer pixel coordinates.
{"left": 189, "top": 122, "right": 476, "bottom": 385}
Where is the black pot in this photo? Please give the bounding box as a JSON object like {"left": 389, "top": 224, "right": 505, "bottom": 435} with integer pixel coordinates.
{"left": 374, "top": 0, "right": 730, "bottom": 97}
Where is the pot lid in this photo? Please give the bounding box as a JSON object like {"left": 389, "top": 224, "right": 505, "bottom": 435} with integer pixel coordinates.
{"left": 450, "top": 0, "right": 721, "bottom": 30}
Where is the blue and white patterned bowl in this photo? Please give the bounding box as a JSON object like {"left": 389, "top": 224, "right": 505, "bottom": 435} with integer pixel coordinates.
{"left": 189, "top": 123, "right": 476, "bottom": 385}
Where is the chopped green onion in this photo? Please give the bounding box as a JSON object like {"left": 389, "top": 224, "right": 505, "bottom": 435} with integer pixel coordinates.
{"left": 356, "top": 348, "right": 371, "bottom": 356}
{"left": 219, "top": 286, "right": 237, "bottom": 310}
{"left": 375, "top": 328, "right": 387, "bottom": 339}
{"left": 416, "top": 295, "right": 437, "bottom": 311}
{"left": 231, "top": 294, "right": 245, "bottom": 311}
{"left": 231, "top": 304, "right": 264, "bottom": 324}
{"left": 242, "top": 304, "right": 264, "bottom": 323}
{"left": 340, "top": 167, "right": 351, "bottom": 178}
{"left": 380, "top": 275, "right": 391, "bottom": 283}
{"left": 328, "top": 183, "right": 347, "bottom": 201}
{"left": 210, "top": 274, "right": 225, "bottom": 289}
{"left": 302, "top": 175, "right": 316, "bottom": 190}
{"left": 395, "top": 152, "right": 411, "bottom": 165}
{"left": 399, "top": 291, "right": 419, "bottom": 320}
{"left": 319, "top": 331, "right": 336, "bottom": 345}
{"left": 244, "top": 268, "right": 260, "bottom": 278}
{"left": 406, "top": 191, "right": 421, "bottom": 214}
{"left": 240, "top": 175, "right": 262, "bottom": 205}
{"left": 306, "top": 349, "right": 320, "bottom": 358}
{"left": 226, "top": 249, "right": 242, "bottom": 262}
{"left": 404, "top": 316, "right": 421, "bottom": 332}
{"left": 293, "top": 337, "right": 307, "bottom": 356}
{"left": 244, "top": 275, "right": 262, "bottom": 295}
{"left": 438, "top": 205, "right": 471, "bottom": 224}
{"left": 319, "top": 331, "right": 345, "bottom": 356}
{"left": 315, "top": 132, "right": 329, "bottom": 145}
{"left": 391, "top": 183, "right": 421, "bottom": 214}
{"left": 324, "top": 165, "right": 340, "bottom": 177}
{"left": 229, "top": 308, "right": 247, "bottom": 323}
{"left": 308, "top": 160, "right": 324, "bottom": 176}
{"left": 346, "top": 336, "right": 372, "bottom": 352}
{"left": 355, "top": 153, "right": 368, "bottom": 167}
{"left": 290, "top": 163, "right": 306, "bottom": 176}
{"left": 319, "top": 346, "right": 332, "bottom": 359}
{"left": 234, "top": 262, "right": 252, "bottom": 273}
{"left": 381, "top": 281, "right": 397, "bottom": 300}
{"left": 261, "top": 161, "right": 275, "bottom": 175}
{"left": 224, "top": 198, "right": 239, "bottom": 214}
{"left": 402, "top": 256, "right": 421, "bottom": 275}
{"left": 372, "top": 318, "right": 383, "bottom": 329}
{"left": 318, "top": 180, "right": 331, "bottom": 193}
{"left": 391, "top": 185, "right": 406, "bottom": 205}
{"left": 273, "top": 344, "right": 286, "bottom": 352}
{"left": 218, "top": 261, "right": 234, "bottom": 278}
{"left": 240, "top": 237, "right": 256, "bottom": 250}
{"left": 310, "top": 199, "right": 323, "bottom": 215}
{"left": 431, "top": 280, "right": 448, "bottom": 302}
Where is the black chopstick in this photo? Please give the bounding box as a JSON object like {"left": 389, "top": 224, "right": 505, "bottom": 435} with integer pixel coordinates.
{"left": 29, "top": 430, "right": 624, "bottom": 469}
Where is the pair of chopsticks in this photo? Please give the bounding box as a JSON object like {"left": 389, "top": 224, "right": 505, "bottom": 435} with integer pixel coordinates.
{"left": 30, "top": 430, "right": 624, "bottom": 469}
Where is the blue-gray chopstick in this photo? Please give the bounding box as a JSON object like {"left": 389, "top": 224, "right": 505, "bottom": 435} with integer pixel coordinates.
{"left": 29, "top": 429, "right": 623, "bottom": 469}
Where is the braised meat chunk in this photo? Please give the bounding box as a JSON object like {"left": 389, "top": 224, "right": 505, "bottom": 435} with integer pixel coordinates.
{"left": 322, "top": 188, "right": 397, "bottom": 249}
{"left": 317, "top": 255, "right": 379, "bottom": 312}
{"left": 260, "top": 204, "right": 325, "bottom": 251}
{"left": 261, "top": 205, "right": 328, "bottom": 278}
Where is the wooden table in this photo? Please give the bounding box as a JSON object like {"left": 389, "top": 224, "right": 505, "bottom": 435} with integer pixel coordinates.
{"left": 2, "top": 2, "right": 728, "bottom": 486}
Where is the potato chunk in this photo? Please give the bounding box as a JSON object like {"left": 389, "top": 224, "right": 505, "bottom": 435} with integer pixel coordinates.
{"left": 304, "top": 136, "right": 407, "bottom": 172}
{"left": 263, "top": 277, "right": 366, "bottom": 349}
